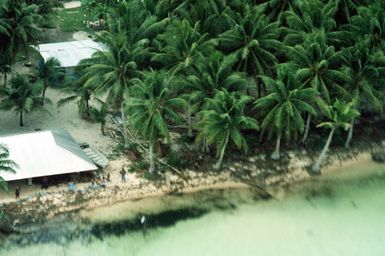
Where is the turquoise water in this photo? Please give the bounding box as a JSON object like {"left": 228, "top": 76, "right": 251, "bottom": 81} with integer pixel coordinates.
{"left": 2, "top": 167, "right": 385, "bottom": 256}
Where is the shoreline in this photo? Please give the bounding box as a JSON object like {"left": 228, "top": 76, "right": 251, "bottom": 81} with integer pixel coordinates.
{"left": 1, "top": 140, "right": 384, "bottom": 229}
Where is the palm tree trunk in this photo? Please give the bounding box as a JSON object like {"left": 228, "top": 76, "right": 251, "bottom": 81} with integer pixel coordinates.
{"left": 259, "top": 128, "right": 265, "bottom": 143}
{"left": 213, "top": 131, "right": 229, "bottom": 170}
{"left": 3, "top": 73, "right": 7, "bottom": 87}
{"left": 311, "top": 127, "right": 335, "bottom": 174}
{"left": 101, "top": 122, "right": 106, "bottom": 136}
{"left": 270, "top": 134, "right": 281, "bottom": 160}
{"left": 149, "top": 140, "right": 155, "bottom": 173}
{"left": 121, "top": 102, "right": 129, "bottom": 147}
{"left": 42, "top": 88, "right": 47, "bottom": 105}
{"left": 187, "top": 102, "right": 193, "bottom": 137}
{"left": 301, "top": 114, "right": 311, "bottom": 144}
{"left": 19, "top": 111, "right": 24, "bottom": 127}
{"left": 344, "top": 118, "right": 354, "bottom": 148}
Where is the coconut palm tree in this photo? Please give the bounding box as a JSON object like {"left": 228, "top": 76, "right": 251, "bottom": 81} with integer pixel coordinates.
{"left": 311, "top": 100, "right": 360, "bottom": 173}
{"left": 344, "top": 3, "right": 385, "bottom": 51}
{"left": 89, "top": 102, "right": 109, "bottom": 136}
{"left": 0, "top": 61, "right": 11, "bottom": 87}
{"left": 2, "top": 1, "right": 42, "bottom": 66}
{"left": 197, "top": 89, "right": 258, "bottom": 170}
{"left": 217, "top": 5, "right": 282, "bottom": 84}
{"left": 0, "top": 73, "right": 48, "bottom": 126}
{"left": 0, "top": 143, "right": 17, "bottom": 192}
{"left": 286, "top": 42, "right": 350, "bottom": 142}
{"left": 171, "top": 0, "right": 231, "bottom": 36}
{"left": 32, "top": 56, "right": 64, "bottom": 104}
{"left": 178, "top": 51, "right": 251, "bottom": 137}
{"left": 126, "top": 71, "right": 186, "bottom": 173}
{"left": 254, "top": 65, "right": 318, "bottom": 160}
{"left": 82, "top": 30, "right": 143, "bottom": 144}
{"left": 262, "top": 0, "right": 300, "bottom": 22}
{"left": 0, "top": 3, "right": 10, "bottom": 37}
{"left": 343, "top": 42, "right": 385, "bottom": 147}
{"left": 57, "top": 73, "right": 93, "bottom": 118}
{"left": 151, "top": 19, "right": 216, "bottom": 76}
{"left": 283, "top": 0, "right": 349, "bottom": 47}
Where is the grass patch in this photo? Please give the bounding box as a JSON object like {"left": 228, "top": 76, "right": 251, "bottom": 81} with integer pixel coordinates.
{"left": 56, "top": 8, "right": 89, "bottom": 32}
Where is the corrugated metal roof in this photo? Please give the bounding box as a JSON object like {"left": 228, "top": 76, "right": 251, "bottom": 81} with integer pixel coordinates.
{"left": 36, "top": 40, "right": 104, "bottom": 67}
{"left": 0, "top": 129, "right": 98, "bottom": 181}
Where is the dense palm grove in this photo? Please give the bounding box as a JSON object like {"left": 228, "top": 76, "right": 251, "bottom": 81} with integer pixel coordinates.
{"left": 0, "top": 0, "right": 385, "bottom": 177}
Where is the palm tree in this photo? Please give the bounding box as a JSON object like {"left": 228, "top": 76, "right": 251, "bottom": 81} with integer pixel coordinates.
{"left": 286, "top": 42, "right": 350, "bottom": 142}
{"left": 82, "top": 31, "right": 143, "bottom": 144}
{"left": 32, "top": 56, "right": 64, "bottom": 104}
{"left": 171, "top": 0, "right": 231, "bottom": 36}
{"left": 262, "top": 0, "right": 300, "bottom": 22}
{"left": 151, "top": 19, "right": 216, "bottom": 75}
{"left": 177, "top": 51, "right": 251, "bottom": 137}
{"left": 283, "top": 0, "right": 349, "bottom": 47}
{"left": 126, "top": 71, "right": 186, "bottom": 173}
{"left": 0, "top": 73, "right": 48, "bottom": 126}
{"left": 344, "top": 3, "right": 385, "bottom": 51}
{"left": 0, "top": 143, "right": 17, "bottom": 192}
{"left": 217, "top": 5, "right": 282, "bottom": 88}
{"left": 89, "top": 102, "right": 109, "bottom": 136}
{"left": 311, "top": 100, "right": 360, "bottom": 174}
{"left": 0, "top": 3, "right": 10, "bottom": 37}
{"left": 2, "top": 1, "right": 42, "bottom": 66}
{"left": 343, "top": 42, "right": 385, "bottom": 147}
{"left": 197, "top": 89, "right": 258, "bottom": 170}
{"left": 254, "top": 65, "right": 318, "bottom": 160}
{"left": 0, "top": 61, "right": 11, "bottom": 87}
{"left": 57, "top": 73, "right": 93, "bottom": 118}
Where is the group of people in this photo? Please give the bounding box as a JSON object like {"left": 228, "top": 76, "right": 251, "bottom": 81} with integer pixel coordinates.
{"left": 13, "top": 168, "right": 128, "bottom": 200}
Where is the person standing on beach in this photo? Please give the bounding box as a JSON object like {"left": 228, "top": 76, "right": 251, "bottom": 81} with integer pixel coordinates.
{"left": 120, "top": 168, "right": 126, "bottom": 182}
{"left": 15, "top": 186, "right": 20, "bottom": 199}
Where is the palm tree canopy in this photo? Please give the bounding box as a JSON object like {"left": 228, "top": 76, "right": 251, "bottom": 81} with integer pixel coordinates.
{"left": 0, "top": 73, "right": 47, "bottom": 113}
{"left": 217, "top": 5, "right": 282, "bottom": 76}
{"left": 285, "top": 42, "right": 350, "bottom": 103}
{"left": 151, "top": 19, "right": 216, "bottom": 75}
{"left": 343, "top": 41, "right": 385, "bottom": 112}
{"left": 1, "top": 1, "right": 42, "bottom": 62}
{"left": 283, "top": 0, "right": 349, "bottom": 46}
{"left": 197, "top": 89, "right": 258, "bottom": 156}
{"left": 126, "top": 71, "right": 186, "bottom": 142}
{"left": 0, "top": 143, "right": 17, "bottom": 192}
{"left": 32, "top": 56, "right": 64, "bottom": 88}
{"left": 254, "top": 65, "right": 318, "bottom": 141}
{"left": 178, "top": 51, "right": 251, "bottom": 110}
{"left": 318, "top": 99, "right": 360, "bottom": 130}
{"left": 344, "top": 3, "right": 385, "bottom": 51}
{"left": 82, "top": 31, "right": 144, "bottom": 105}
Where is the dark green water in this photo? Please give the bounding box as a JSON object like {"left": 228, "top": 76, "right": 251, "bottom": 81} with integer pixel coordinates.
{"left": 2, "top": 165, "right": 385, "bottom": 256}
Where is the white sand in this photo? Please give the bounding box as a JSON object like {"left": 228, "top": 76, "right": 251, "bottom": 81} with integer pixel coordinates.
{"left": 0, "top": 88, "right": 114, "bottom": 153}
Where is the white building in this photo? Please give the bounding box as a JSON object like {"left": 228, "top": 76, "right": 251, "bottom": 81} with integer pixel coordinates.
{"left": 0, "top": 129, "right": 99, "bottom": 181}
{"left": 36, "top": 40, "right": 104, "bottom": 68}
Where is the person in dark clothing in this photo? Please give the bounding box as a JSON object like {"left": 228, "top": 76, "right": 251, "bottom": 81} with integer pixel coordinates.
{"left": 106, "top": 173, "right": 110, "bottom": 182}
{"left": 120, "top": 168, "right": 126, "bottom": 182}
{"left": 15, "top": 186, "right": 20, "bottom": 199}
{"left": 41, "top": 177, "right": 49, "bottom": 190}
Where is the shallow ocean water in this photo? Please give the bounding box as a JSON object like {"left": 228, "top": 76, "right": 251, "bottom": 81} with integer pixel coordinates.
{"left": 2, "top": 165, "right": 385, "bottom": 256}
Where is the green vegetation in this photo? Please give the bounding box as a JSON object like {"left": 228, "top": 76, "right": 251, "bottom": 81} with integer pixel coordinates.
{"left": 0, "top": 0, "right": 385, "bottom": 176}
{"left": 56, "top": 8, "right": 89, "bottom": 32}
{"left": 0, "top": 144, "right": 17, "bottom": 192}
